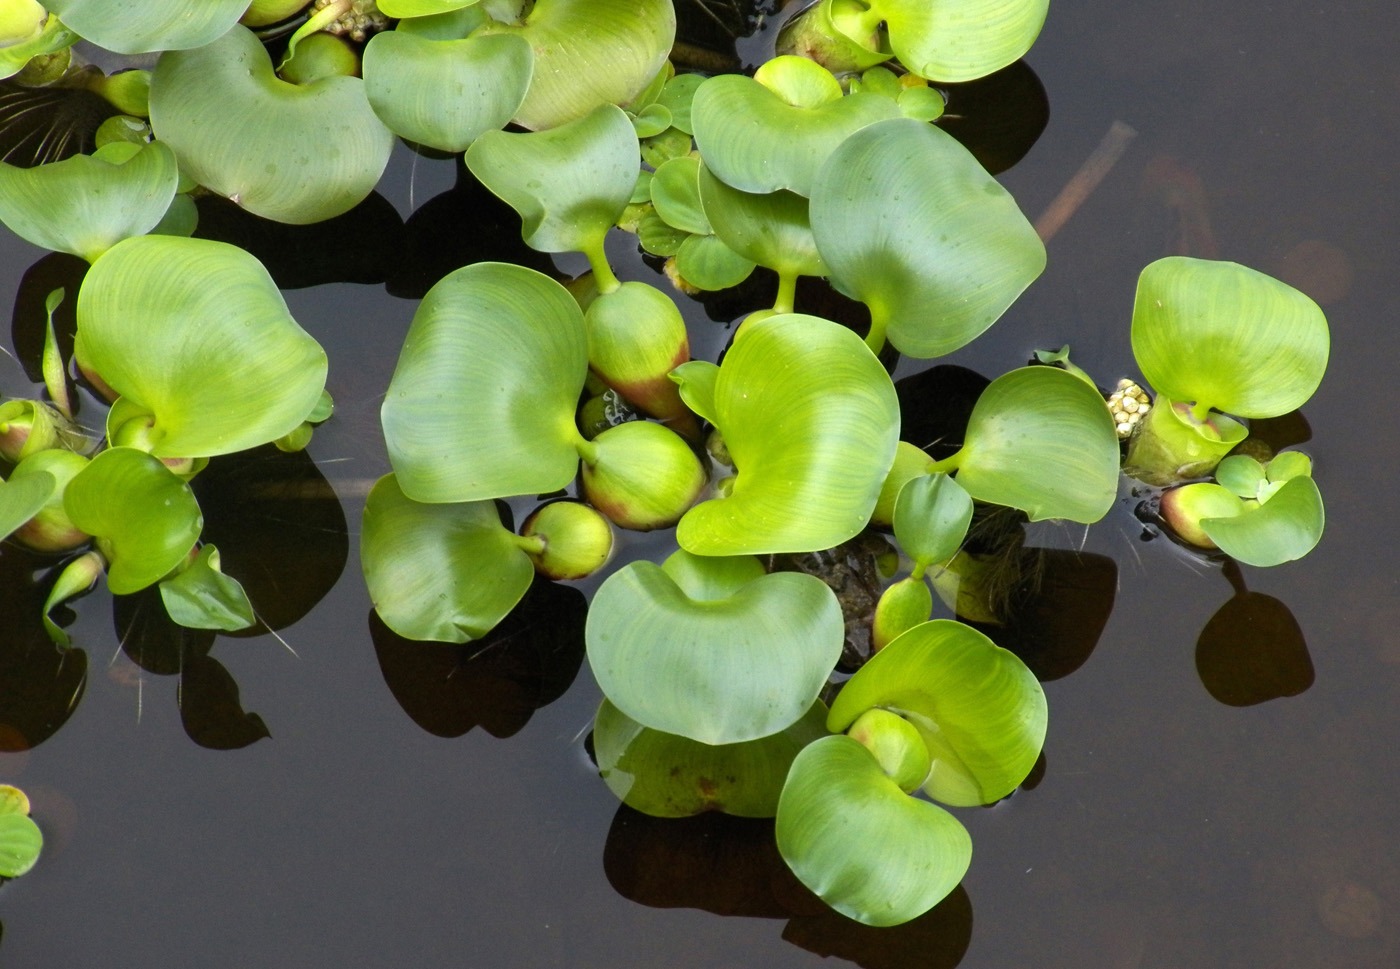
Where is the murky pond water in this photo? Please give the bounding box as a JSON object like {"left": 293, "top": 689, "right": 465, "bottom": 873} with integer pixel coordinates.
{"left": 3, "top": 2, "right": 1399, "bottom": 967}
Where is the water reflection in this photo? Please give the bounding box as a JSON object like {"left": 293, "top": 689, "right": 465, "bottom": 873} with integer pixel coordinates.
{"left": 194, "top": 191, "right": 407, "bottom": 290}
{"left": 0, "top": 547, "right": 86, "bottom": 752}
{"left": 192, "top": 444, "right": 349, "bottom": 636}
{"left": 1196, "top": 559, "right": 1313, "bottom": 706}
{"left": 370, "top": 575, "right": 587, "bottom": 739}
{"left": 9, "top": 250, "right": 85, "bottom": 386}
{"left": 604, "top": 804, "right": 973, "bottom": 968}
{"left": 112, "top": 588, "right": 271, "bottom": 749}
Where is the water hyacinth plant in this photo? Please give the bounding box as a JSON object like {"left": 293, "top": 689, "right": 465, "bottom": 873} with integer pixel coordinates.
{"left": 0, "top": 0, "right": 1331, "bottom": 931}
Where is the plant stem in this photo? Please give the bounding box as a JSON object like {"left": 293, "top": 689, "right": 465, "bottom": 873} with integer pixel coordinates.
{"left": 573, "top": 430, "right": 599, "bottom": 467}
{"left": 925, "top": 451, "right": 963, "bottom": 475}
{"left": 773, "top": 272, "right": 798, "bottom": 315}
{"left": 1189, "top": 399, "right": 1213, "bottom": 422}
{"left": 864, "top": 305, "right": 888, "bottom": 355}
{"left": 512, "top": 533, "right": 547, "bottom": 555}
{"left": 581, "top": 232, "right": 621, "bottom": 295}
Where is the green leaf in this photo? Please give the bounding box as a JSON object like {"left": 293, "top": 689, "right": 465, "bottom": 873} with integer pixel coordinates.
{"left": 1215, "top": 454, "right": 1267, "bottom": 499}
{"left": 892, "top": 473, "right": 973, "bottom": 569}
{"left": 586, "top": 558, "right": 844, "bottom": 745}
{"left": 867, "top": 0, "right": 1049, "bottom": 82}
{"left": 63, "top": 447, "right": 202, "bottom": 596}
{"left": 656, "top": 72, "right": 704, "bottom": 134}
{"left": 828, "top": 619, "right": 1047, "bottom": 807}
{"left": 380, "top": 262, "right": 589, "bottom": 503}
{"left": 360, "top": 474, "right": 534, "bottom": 643}
{"left": 1267, "top": 451, "right": 1312, "bottom": 483}
{"left": 669, "top": 360, "right": 720, "bottom": 426}
{"left": 594, "top": 698, "right": 829, "bottom": 818}
{"left": 677, "top": 312, "right": 896, "bottom": 551}
{"left": 75, "top": 235, "right": 328, "bottom": 459}
{"left": 650, "top": 156, "right": 711, "bottom": 236}
{"left": 0, "top": 785, "right": 30, "bottom": 816}
{"left": 677, "top": 314, "right": 900, "bottom": 555}
{"left": 472, "top": 0, "right": 676, "bottom": 131}
{"left": 150, "top": 25, "right": 394, "bottom": 224}
{"left": 871, "top": 576, "right": 933, "bottom": 652}
{"left": 0, "top": 14, "right": 77, "bottom": 81}
{"left": 1202, "top": 475, "right": 1325, "bottom": 567}
{"left": 0, "top": 468, "right": 56, "bottom": 543}
{"left": 941, "top": 367, "right": 1120, "bottom": 524}
{"left": 466, "top": 103, "right": 640, "bottom": 254}
{"left": 692, "top": 70, "right": 899, "bottom": 197}
{"left": 378, "top": 0, "right": 482, "bottom": 16}
{"left": 897, "top": 84, "right": 945, "bottom": 121}
{"left": 43, "top": 0, "right": 248, "bottom": 54}
{"left": 363, "top": 29, "right": 532, "bottom": 152}
{"left": 629, "top": 102, "right": 672, "bottom": 138}
{"left": 391, "top": 4, "right": 490, "bottom": 38}
{"left": 810, "top": 118, "right": 1045, "bottom": 357}
{"left": 697, "top": 165, "right": 829, "bottom": 279}
{"left": 659, "top": 548, "right": 766, "bottom": 600}
{"left": 0, "top": 141, "right": 178, "bottom": 262}
{"left": 636, "top": 206, "right": 689, "bottom": 256}
{"left": 159, "top": 544, "right": 256, "bottom": 631}
{"left": 673, "top": 232, "right": 757, "bottom": 291}
{"left": 775, "top": 734, "right": 971, "bottom": 926}
{"left": 1132, "top": 257, "right": 1330, "bottom": 418}
{"left": 0, "top": 810, "right": 43, "bottom": 878}
{"left": 42, "top": 550, "right": 104, "bottom": 648}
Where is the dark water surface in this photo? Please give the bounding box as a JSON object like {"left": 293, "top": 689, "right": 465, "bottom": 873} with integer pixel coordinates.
{"left": 3, "top": 2, "right": 1399, "bottom": 967}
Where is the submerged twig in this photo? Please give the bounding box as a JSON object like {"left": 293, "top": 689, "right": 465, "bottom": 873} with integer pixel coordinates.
{"left": 1034, "top": 120, "right": 1137, "bottom": 242}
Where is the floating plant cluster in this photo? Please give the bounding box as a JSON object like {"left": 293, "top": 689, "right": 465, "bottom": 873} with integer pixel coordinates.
{"left": 0, "top": 0, "right": 1328, "bottom": 926}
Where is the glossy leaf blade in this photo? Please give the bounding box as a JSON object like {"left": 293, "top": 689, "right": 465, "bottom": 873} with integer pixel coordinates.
{"left": 360, "top": 474, "right": 534, "bottom": 643}
{"left": 466, "top": 103, "right": 640, "bottom": 253}
{"left": 363, "top": 30, "right": 532, "bottom": 152}
{"left": 893, "top": 473, "right": 973, "bottom": 568}
{"left": 63, "top": 447, "right": 202, "bottom": 596}
{"left": 158, "top": 545, "right": 256, "bottom": 632}
{"left": 875, "top": 0, "right": 1050, "bottom": 82}
{"left": 677, "top": 314, "right": 899, "bottom": 555}
{"left": 378, "top": 0, "right": 480, "bottom": 15}
{"left": 0, "top": 469, "right": 55, "bottom": 542}
{"left": 952, "top": 367, "right": 1120, "bottom": 524}
{"left": 381, "top": 262, "right": 589, "bottom": 503}
{"left": 1132, "top": 256, "right": 1329, "bottom": 418}
{"left": 150, "top": 25, "right": 394, "bottom": 224}
{"left": 776, "top": 734, "right": 971, "bottom": 926}
{"left": 828, "top": 619, "right": 1047, "bottom": 807}
{"left": 75, "top": 235, "right": 328, "bottom": 459}
{"left": 692, "top": 73, "right": 899, "bottom": 197}
{"left": 594, "top": 698, "right": 829, "bottom": 818}
{"left": 0, "top": 811, "right": 43, "bottom": 877}
{"left": 1202, "top": 475, "right": 1325, "bottom": 567}
{"left": 0, "top": 141, "right": 178, "bottom": 262}
{"left": 586, "top": 560, "right": 844, "bottom": 745}
{"left": 811, "top": 118, "right": 1045, "bottom": 358}
{"left": 698, "top": 166, "right": 829, "bottom": 279}
{"left": 44, "top": 0, "right": 248, "bottom": 54}
{"left": 474, "top": 0, "right": 675, "bottom": 131}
